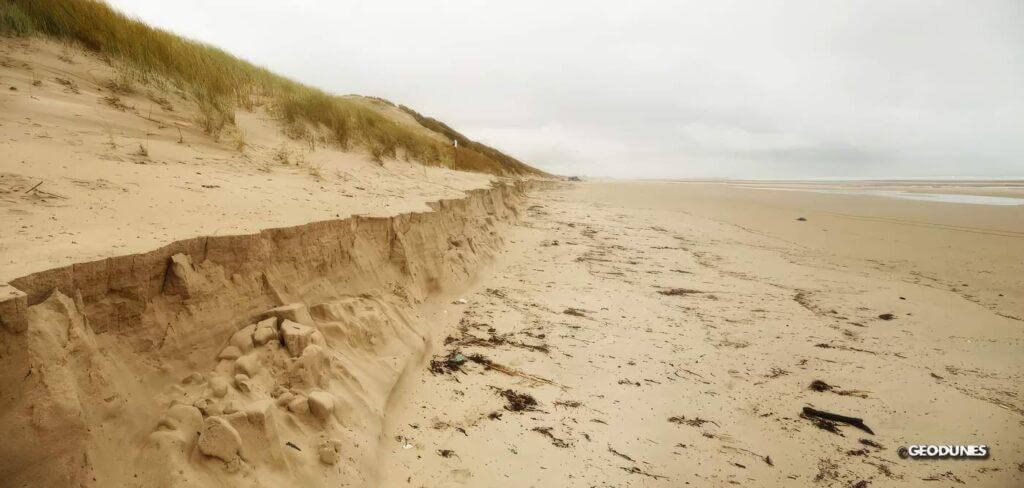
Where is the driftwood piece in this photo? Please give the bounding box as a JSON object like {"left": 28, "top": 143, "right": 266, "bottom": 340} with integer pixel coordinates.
{"left": 802, "top": 406, "right": 875, "bottom": 435}
{"left": 24, "top": 180, "right": 43, "bottom": 193}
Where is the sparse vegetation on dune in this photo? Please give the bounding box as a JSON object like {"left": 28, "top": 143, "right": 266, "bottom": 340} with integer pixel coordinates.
{"left": 3, "top": 0, "right": 542, "bottom": 176}
{"left": 399, "top": 105, "right": 540, "bottom": 175}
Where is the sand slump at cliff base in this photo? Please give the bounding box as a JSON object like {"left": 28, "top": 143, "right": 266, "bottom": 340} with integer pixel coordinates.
{"left": 0, "top": 181, "right": 539, "bottom": 487}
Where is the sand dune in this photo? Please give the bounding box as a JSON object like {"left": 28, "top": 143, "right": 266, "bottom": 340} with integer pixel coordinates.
{"left": 0, "top": 37, "right": 497, "bottom": 283}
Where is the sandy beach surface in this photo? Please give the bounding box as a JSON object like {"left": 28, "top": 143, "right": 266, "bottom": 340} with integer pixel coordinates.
{"left": 3, "top": 169, "right": 1023, "bottom": 487}
{"left": 378, "top": 180, "right": 1023, "bottom": 487}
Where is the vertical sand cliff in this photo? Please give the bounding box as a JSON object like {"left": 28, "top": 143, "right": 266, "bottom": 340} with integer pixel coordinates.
{"left": 0, "top": 181, "right": 536, "bottom": 487}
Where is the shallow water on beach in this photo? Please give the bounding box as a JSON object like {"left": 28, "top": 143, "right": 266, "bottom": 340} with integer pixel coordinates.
{"left": 755, "top": 187, "right": 1024, "bottom": 206}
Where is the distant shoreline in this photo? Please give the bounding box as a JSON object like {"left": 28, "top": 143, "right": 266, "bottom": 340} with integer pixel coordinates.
{"left": 631, "top": 178, "right": 1024, "bottom": 203}
{"left": 638, "top": 177, "right": 1024, "bottom": 185}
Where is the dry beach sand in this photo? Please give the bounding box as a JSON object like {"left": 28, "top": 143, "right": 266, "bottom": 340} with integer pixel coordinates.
{"left": 1, "top": 36, "right": 1023, "bottom": 488}
{"left": 377, "top": 180, "right": 1024, "bottom": 487}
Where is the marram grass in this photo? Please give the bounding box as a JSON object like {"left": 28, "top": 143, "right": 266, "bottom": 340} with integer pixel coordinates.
{"left": 3, "top": 0, "right": 540, "bottom": 175}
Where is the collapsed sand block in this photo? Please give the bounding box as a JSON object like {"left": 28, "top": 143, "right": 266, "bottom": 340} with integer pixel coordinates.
{"left": 252, "top": 317, "right": 278, "bottom": 345}
{"left": 210, "top": 376, "right": 230, "bottom": 398}
{"left": 0, "top": 283, "right": 28, "bottom": 333}
{"left": 261, "top": 303, "right": 314, "bottom": 327}
{"left": 234, "top": 354, "right": 261, "bottom": 376}
{"left": 218, "top": 346, "right": 242, "bottom": 360}
{"left": 253, "top": 327, "right": 277, "bottom": 346}
{"left": 197, "top": 416, "right": 242, "bottom": 462}
{"left": 307, "top": 391, "right": 335, "bottom": 421}
{"left": 294, "top": 344, "right": 331, "bottom": 389}
{"left": 318, "top": 439, "right": 342, "bottom": 465}
{"left": 225, "top": 400, "right": 289, "bottom": 470}
{"left": 280, "top": 319, "right": 326, "bottom": 357}
{"left": 287, "top": 395, "right": 309, "bottom": 414}
{"left": 230, "top": 323, "right": 257, "bottom": 353}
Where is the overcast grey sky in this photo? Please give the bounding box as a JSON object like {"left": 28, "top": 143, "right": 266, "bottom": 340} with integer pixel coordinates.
{"left": 106, "top": 0, "right": 1023, "bottom": 179}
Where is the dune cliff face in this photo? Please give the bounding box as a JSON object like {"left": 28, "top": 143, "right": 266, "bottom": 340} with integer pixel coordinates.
{"left": 0, "top": 181, "right": 535, "bottom": 487}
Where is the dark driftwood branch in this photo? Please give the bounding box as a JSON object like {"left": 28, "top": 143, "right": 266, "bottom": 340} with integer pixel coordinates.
{"left": 802, "top": 406, "right": 875, "bottom": 435}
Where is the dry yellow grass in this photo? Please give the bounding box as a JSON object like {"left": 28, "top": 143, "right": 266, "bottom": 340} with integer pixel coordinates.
{"left": 3, "top": 0, "right": 542, "bottom": 176}
{"left": 399, "top": 104, "right": 540, "bottom": 175}
{"left": 0, "top": 3, "right": 34, "bottom": 36}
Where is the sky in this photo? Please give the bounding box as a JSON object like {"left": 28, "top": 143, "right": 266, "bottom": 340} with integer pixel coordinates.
{"left": 105, "top": 0, "right": 1023, "bottom": 179}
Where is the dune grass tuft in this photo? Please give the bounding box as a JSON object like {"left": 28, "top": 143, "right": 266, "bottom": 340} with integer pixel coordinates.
{"left": 9, "top": 0, "right": 541, "bottom": 175}
{"left": 0, "top": 3, "right": 35, "bottom": 36}
{"left": 399, "top": 105, "right": 539, "bottom": 175}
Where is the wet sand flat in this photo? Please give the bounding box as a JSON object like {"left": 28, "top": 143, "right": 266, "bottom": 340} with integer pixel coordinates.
{"left": 378, "top": 180, "right": 1024, "bottom": 487}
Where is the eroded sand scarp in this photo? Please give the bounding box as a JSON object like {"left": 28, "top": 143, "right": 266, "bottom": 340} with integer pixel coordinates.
{"left": 0, "top": 181, "right": 541, "bottom": 487}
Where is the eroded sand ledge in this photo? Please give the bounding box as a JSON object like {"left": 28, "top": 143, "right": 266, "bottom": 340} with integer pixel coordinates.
{"left": 0, "top": 180, "right": 545, "bottom": 487}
